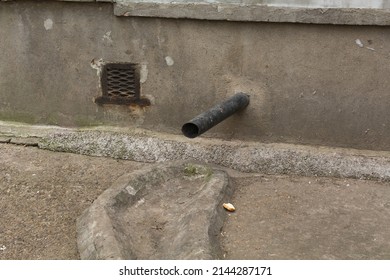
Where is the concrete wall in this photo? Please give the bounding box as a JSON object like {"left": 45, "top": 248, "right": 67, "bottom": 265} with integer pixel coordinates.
{"left": 1, "top": 1, "right": 390, "bottom": 151}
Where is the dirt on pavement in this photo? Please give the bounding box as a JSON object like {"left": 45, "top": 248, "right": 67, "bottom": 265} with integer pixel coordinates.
{"left": 0, "top": 143, "right": 147, "bottom": 259}
{"left": 222, "top": 174, "right": 390, "bottom": 259}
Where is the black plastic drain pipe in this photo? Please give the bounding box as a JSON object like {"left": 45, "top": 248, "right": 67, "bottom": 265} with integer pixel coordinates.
{"left": 181, "top": 92, "right": 250, "bottom": 138}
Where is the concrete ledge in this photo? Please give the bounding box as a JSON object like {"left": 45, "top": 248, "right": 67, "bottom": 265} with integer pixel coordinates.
{"left": 114, "top": 2, "right": 390, "bottom": 25}
{"left": 38, "top": 129, "right": 390, "bottom": 182}
{"left": 2, "top": 1, "right": 388, "bottom": 25}
{"left": 2, "top": 121, "right": 390, "bottom": 182}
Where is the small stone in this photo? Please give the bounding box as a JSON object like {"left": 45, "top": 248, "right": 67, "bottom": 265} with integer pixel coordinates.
{"left": 355, "top": 39, "right": 364, "bottom": 48}
{"left": 223, "top": 203, "right": 235, "bottom": 212}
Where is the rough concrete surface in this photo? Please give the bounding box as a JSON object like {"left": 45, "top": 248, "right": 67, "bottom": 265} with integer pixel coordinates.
{"left": 9, "top": 137, "right": 39, "bottom": 146}
{"left": 77, "top": 161, "right": 233, "bottom": 259}
{"left": 222, "top": 174, "right": 390, "bottom": 259}
{"left": 40, "top": 129, "right": 390, "bottom": 182}
{"left": 0, "top": 136, "right": 11, "bottom": 143}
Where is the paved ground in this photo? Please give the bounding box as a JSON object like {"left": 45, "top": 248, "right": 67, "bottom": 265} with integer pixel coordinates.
{"left": 1, "top": 143, "right": 390, "bottom": 260}
{"left": 0, "top": 143, "right": 146, "bottom": 259}
{"left": 221, "top": 174, "right": 390, "bottom": 259}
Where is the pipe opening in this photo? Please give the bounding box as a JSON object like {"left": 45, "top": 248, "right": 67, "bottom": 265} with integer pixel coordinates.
{"left": 182, "top": 123, "right": 199, "bottom": 138}
{"left": 181, "top": 93, "right": 250, "bottom": 138}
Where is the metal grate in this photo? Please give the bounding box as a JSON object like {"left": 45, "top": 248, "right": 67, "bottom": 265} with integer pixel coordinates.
{"left": 95, "top": 63, "right": 149, "bottom": 106}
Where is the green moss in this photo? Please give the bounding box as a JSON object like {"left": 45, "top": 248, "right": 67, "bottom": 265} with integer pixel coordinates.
{"left": 46, "top": 113, "right": 60, "bottom": 126}
{"left": 0, "top": 111, "right": 37, "bottom": 124}
{"left": 204, "top": 168, "right": 213, "bottom": 181}
{"left": 74, "top": 116, "right": 103, "bottom": 128}
{"left": 0, "top": 110, "right": 104, "bottom": 128}
{"left": 184, "top": 164, "right": 198, "bottom": 176}
{"left": 184, "top": 164, "right": 213, "bottom": 179}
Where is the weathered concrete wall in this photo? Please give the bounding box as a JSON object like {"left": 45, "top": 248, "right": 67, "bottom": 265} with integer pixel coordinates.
{"left": 1, "top": 1, "right": 390, "bottom": 151}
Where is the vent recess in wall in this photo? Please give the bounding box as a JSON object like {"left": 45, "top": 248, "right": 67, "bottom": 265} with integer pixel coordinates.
{"left": 95, "top": 63, "right": 150, "bottom": 106}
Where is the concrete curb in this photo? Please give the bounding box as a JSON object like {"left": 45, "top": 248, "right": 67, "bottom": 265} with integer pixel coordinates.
{"left": 1, "top": 121, "right": 390, "bottom": 181}
{"left": 39, "top": 129, "right": 390, "bottom": 182}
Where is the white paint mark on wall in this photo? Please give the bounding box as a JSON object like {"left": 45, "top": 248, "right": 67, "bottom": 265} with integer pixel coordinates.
{"left": 355, "top": 39, "right": 364, "bottom": 48}
{"left": 165, "top": 56, "right": 174, "bottom": 66}
{"left": 102, "top": 31, "right": 113, "bottom": 45}
{"left": 140, "top": 64, "right": 149, "bottom": 84}
{"left": 156, "top": 20, "right": 165, "bottom": 48}
{"left": 90, "top": 58, "right": 105, "bottom": 77}
{"left": 44, "top": 18, "right": 53, "bottom": 30}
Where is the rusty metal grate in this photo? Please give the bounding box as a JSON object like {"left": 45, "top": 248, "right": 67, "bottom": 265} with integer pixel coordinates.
{"left": 95, "top": 63, "right": 149, "bottom": 106}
